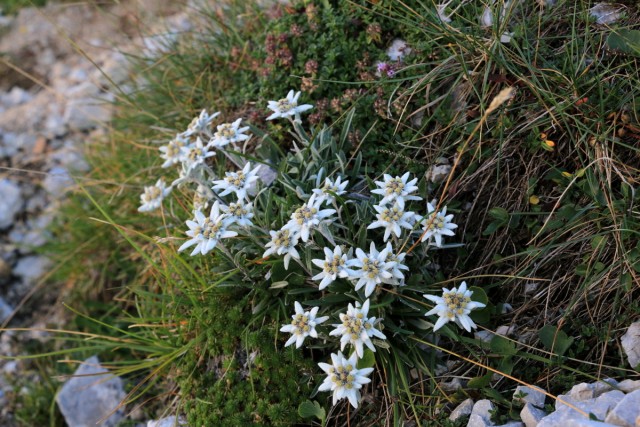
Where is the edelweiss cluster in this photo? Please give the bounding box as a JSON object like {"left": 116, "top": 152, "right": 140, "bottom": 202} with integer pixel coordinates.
{"left": 141, "top": 89, "right": 487, "bottom": 411}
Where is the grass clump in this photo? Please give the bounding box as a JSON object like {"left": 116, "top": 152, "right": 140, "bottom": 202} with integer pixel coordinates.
{"left": 10, "top": 0, "right": 640, "bottom": 425}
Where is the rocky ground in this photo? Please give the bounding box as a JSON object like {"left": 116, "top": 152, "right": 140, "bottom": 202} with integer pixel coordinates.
{"left": 0, "top": 1, "right": 192, "bottom": 425}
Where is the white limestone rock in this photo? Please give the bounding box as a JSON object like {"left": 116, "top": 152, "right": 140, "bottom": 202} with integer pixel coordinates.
{"left": 449, "top": 398, "right": 474, "bottom": 421}
{"left": 147, "top": 416, "right": 188, "bottom": 427}
{"left": 621, "top": 322, "right": 640, "bottom": 369}
{"left": 469, "top": 399, "right": 495, "bottom": 426}
{"left": 618, "top": 379, "right": 640, "bottom": 393}
{"left": 520, "top": 403, "right": 546, "bottom": 427}
{"left": 514, "top": 385, "right": 546, "bottom": 408}
{"left": 13, "top": 255, "right": 51, "bottom": 286}
{"left": 555, "top": 390, "right": 624, "bottom": 421}
{"left": 56, "top": 356, "right": 126, "bottom": 427}
{"left": 604, "top": 389, "right": 640, "bottom": 427}
{"left": 0, "top": 179, "right": 22, "bottom": 229}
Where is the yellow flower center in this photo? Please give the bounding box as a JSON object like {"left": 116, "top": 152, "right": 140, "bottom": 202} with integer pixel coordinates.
{"left": 443, "top": 291, "right": 471, "bottom": 312}
{"left": 381, "top": 206, "right": 402, "bottom": 222}
{"left": 323, "top": 255, "right": 344, "bottom": 275}
{"left": 142, "top": 186, "right": 162, "bottom": 203}
{"left": 425, "top": 213, "right": 446, "bottom": 230}
{"left": 225, "top": 171, "right": 246, "bottom": 188}
{"left": 293, "top": 205, "right": 318, "bottom": 225}
{"left": 274, "top": 229, "right": 292, "bottom": 248}
{"left": 291, "top": 313, "right": 311, "bottom": 335}
{"left": 385, "top": 178, "right": 404, "bottom": 195}
{"left": 216, "top": 123, "right": 236, "bottom": 139}
{"left": 201, "top": 217, "right": 222, "bottom": 239}
{"left": 362, "top": 257, "right": 380, "bottom": 280}
{"left": 277, "top": 98, "right": 295, "bottom": 112}
{"left": 228, "top": 203, "right": 247, "bottom": 217}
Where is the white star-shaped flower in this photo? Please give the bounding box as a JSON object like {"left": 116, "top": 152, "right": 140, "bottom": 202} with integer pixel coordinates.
{"left": 211, "top": 162, "right": 261, "bottom": 201}
{"left": 266, "top": 90, "right": 313, "bottom": 121}
{"left": 371, "top": 172, "right": 422, "bottom": 209}
{"left": 138, "top": 178, "right": 171, "bottom": 212}
{"left": 311, "top": 176, "right": 349, "bottom": 206}
{"left": 182, "top": 109, "right": 220, "bottom": 137}
{"left": 420, "top": 202, "right": 457, "bottom": 247}
{"left": 263, "top": 228, "right": 301, "bottom": 270}
{"left": 284, "top": 194, "right": 336, "bottom": 242}
{"left": 311, "top": 246, "right": 357, "bottom": 290}
{"left": 178, "top": 201, "right": 237, "bottom": 256}
{"left": 350, "top": 242, "right": 396, "bottom": 297}
{"left": 384, "top": 242, "right": 409, "bottom": 286}
{"left": 318, "top": 351, "right": 374, "bottom": 408}
{"left": 221, "top": 199, "right": 254, "bottom": 227}
{"left": 367, "top": 203, "right": 421, "bottom": 242}
{"left": 208, "top": 118, "right": 251, "bottom": 149}
{"left": 280, "top": 301, "right": 329, "bottom": 348}
{"left": 180, "top": 137, "right": 215, "bottom": 173}
{"left": 329, "top": 299, "right": 386, "bottom": 358}
{"left": 159, "top": 134, "right": 189, "bottom": 168}
{"left": 424, "top": 281, "right": 486, "bottom": 332}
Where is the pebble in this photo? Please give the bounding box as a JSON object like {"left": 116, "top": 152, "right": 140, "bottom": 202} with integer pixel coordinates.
{"left": 147, "top": 416, "right": 188, "bottom": 427}
{"left": 13, "top": 255, "right": 50, "bottom": 286}
{"left": 56, "top": 356, "right": 126, "bottom": 427}
{"left": 513, "top": 385, "right": 546, "bottom": 408}
{"left": 621, "top": 322, "right": 640, "bottom": 369}
{"left": 520, "top": 403, "right": 546, "bottom": 427}
{"left": 0, "top": 179, "right": 22, "bottom": 229}
{"left": 449, "top": 398, "right": 474, "bottom": 421}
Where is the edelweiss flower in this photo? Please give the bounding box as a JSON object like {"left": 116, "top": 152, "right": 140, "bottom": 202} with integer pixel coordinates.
{"left": 367, "top": 203, "right": 421, "bottom": 242}
{"left": 159, "top": 134, "right": 189, "bottom": 168}
{"left": 351, "top": 242, "right": 395, "bottom": 297}
{"left": 424, "top": 281, "right": 486, "bottom": 332}
{"left": 138, "top": 179, "right": 171, "bottom": 212}
{"left": 284, "top": 195, "right": 336, "bottom": 242}
{"left": 209, "top": 118, "right": 251, "bottom": 148}
{"left": 178, "top": 202, "right": 237, "bottom": 256}
{"left": 420, "top": 202, "right": 457, "bottom": 247}
{"left": 329, "top": 299, "right": 386, "bottom": 358}
{"left": 318, "top": 351, "right": 374, "bottom": 408}
{"left": 182, "top": 109, "right": 220, "bottom": 137}
{"left": 221, "top": 199, "right": 254, "bottom": 227}
{"left": 280, "top": 301, "right": 329, "bottom": 348}
{"left": 266, "top": 90, "right": 313, "bottom": 121}
{"left": 371, "top": 172, "right": 422, "bottom": 209}
{"left": 181, "top": 137, "right": 215, "bottom": 173}
{"left": 312, "top": 176, "right": 349, "bottom": 206}
{"left": 193, "top": 184, "right": 212, "bottom": 211}
{"left": 311, "top": 246, "right": 356, "bottom": 290}
{"left": 384, "top": 242, "right": 409, "bottom": 285}
{"left": 211, "top": 162, "right": 261, "bottom": 201}
{"left": 263, "top": 228, "right": 301, "bottom": 270}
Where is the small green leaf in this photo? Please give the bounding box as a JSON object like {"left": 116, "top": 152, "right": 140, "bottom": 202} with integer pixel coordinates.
{"left": 468, "top": 373, "right": 492, "bottom": 388}
{"left": 606, "top": 30, "right": 640, "bottom": 57}
{"left": 357, "top": 349, "right": 376, "bottom": 369}
{"left": 539, "top": 325, "right": 574, "bottom": 356}
{"left": 490, "top": 335, "right": 517, "bottom": 356}
{"left": 489, "top": 207, "right": 510, "bottom": 223}
{"left": 469, "top": 287, "right": 489, "bottom": 305}
{"left": 298, "top": 400, "right": 326, "bottom": 421}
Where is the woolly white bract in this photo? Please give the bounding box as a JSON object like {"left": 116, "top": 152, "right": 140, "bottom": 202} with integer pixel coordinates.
{"left": 367, "top": 203, "right": 421, "bottom": 242}
{"left": 351, "top": 242, "right": 396, "bottom": 297}
{"left": 420, "top": 202, "right": 457, "bottom": 247}
{"left": 159, "top": 135, "right": 189, "bottom": 168}
{"left": 318, "top": 351, "right": 374, "bottom": 408}
{"left": 178, "top": 201, "right": 237, "bottom": 256}
{"left": 209, "top": 118, "right": 251, "bottom": 148}
{"left": 311, "top": 246, "right": 356, "bottom": 290}
{"left": 181, "top": 137, "right": 215, "bottom": 174}
{"left": 371, "top": 172, "right": 422, "bottom": 210}
{"left": 424, "top": 281, "right": 486, "bottom": 332}
{"left": 329, "top": 299, "right": 386, "bottom": 358}
{"left": 384, "top": 242, "right": 409, "bottom": 286}
{"left": 280, "top": 301, "right": 329, "bottom": 348}
{"left": 266, "top": 90, "right": 313, "bottom": 121}
{"left": 138, "top": 178, "right": 171, "bottom": 212}
{"left": 182, "top": 109, "right": 220, "bottom": 137}
{"left": 211, "top": 162, "right": 261, "bottom": 201}
{"left": 284, "top": 194, "right": 336, "bottom": 243}
{"left": 263, "top": 228, "right": 301, "bottom": 270}
{"left": 312, "top": 176, "right": 349, "bottom": 206}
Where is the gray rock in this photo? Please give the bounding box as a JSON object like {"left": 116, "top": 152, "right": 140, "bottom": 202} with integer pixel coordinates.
{"left": 538, "top": 414, "right": 618, "bottom": 427}
{"left": 496, "top": 325, "right": 517, "bottom": 337}
{"left": 56, "top": 356, "right": 126, "bottom": 427}
{"left": 0, "top": 179, "right": 22, "bottom": 229}
{"left": 13, "top": 255, "right": 50, "bottom": 285}
{"left": 470, "top": 399, "right": 495, "bottom": 426}
{"left": 468, "top": 414, "right": 493, "bottom": 427}
{"left": 604, "top": 389, "right": 640, "bottom": 427}
{"left": 43, "top": 167, "right": 74, "bottom": 198}
{"left": 147, "top": 416, "right": 188, "bottom": 427}
{"left": 556, "top": 390, "right": 624, "bottom": 420}
{"left": 0, "top": 297, "right": 14, "bottom": 323}
{"left": 494, "top": 423, "right": 524, "bottom": 427}
{"left": 475, "top": 330, "right": 494, "bottom": 342}
{"left": 618, "top": 379, "right": 640, "bottom": 393}
{"left": 621, "top": 322, "right": 640, "bottom": 369}
{"left": 64, "top": 95, "right": 113, "bottom": 131}
{"left": 2, "top": 87, "right": 33, "bottom": 107}
{"left": 449, "top": 398, "right": 474, "bottom": 421}
{"left": 520, "top": 403, "right": 546, "bottom": 427}
{"left": 568, "top": 379, "right": 617, "bottom": 401}
{"left": 589, "top": 3, "right": 624, "bottom": 25}
{"left": 514, "top": 385, "right": 546, "bottom": 408}
{"left": 426, "top": 164, "right": 451, "bottom": 184}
